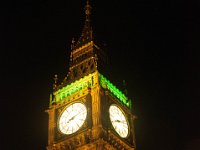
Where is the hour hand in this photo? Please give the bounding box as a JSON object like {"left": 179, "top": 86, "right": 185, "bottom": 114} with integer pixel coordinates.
{"left": 112, "top": 119, "right": 120, "bottom": 123}
{"left": 113, "top": 120, "right": 126, "bottom": 124}
{"left": 67, "top": 116, "right": 75, "bottom": 123}
{"left": 67, "top": 113, "right": 79, "bottom": 123}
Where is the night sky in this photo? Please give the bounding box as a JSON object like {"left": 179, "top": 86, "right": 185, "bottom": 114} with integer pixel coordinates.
{"left": 1, "top": 0, "right": 200, "bottom": 150}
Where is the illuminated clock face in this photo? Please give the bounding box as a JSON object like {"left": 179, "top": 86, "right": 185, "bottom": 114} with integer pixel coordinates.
{"left": 58, "top": 102, "right": 87, "bottom": 135}
{"left": 109, "top": 105, "right": 129, "bottom": 138}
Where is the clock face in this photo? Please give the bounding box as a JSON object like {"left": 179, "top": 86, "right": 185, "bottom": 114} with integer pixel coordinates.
{"left": 58, "top": 102, "right": 87, "bottom": 135}
{"left": 109, "top": 105, "right": 129, "bottom": 138}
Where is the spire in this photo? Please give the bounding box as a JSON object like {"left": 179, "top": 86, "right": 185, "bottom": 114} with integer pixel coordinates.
{"left": 85, "top": 0, "right": 91, "bottom": 22}
{"left": 73, "top": 0, "right": 93, "bottom": 49}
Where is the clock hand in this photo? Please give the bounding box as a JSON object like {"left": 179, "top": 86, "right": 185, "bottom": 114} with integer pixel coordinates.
{"left": 112, "top": 120, "right": 121, "bottom": 123}
{"left": 67, "top": 113, "right": 80, "bottom": 123}
{"left": 120, "top": 120, "right": 127, "bottom": 123}
{"left": 67, "top": 110, "right": 86, "bottom": 123}
{"left": 113, "top": 120, "right": 127, "bottom": 124}
{"left": 67, "top": 117, "right": 73, "bottom": 123}
{"left": 72, "top": 111, "right": 87, "bottom": 120}
{"left": 67, "top": 115, "right": 76, "bottom": 123}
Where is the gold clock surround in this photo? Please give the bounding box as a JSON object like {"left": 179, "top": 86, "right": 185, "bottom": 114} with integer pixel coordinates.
{"left": 46, "top": 1, "right": 136, "bottom": 149}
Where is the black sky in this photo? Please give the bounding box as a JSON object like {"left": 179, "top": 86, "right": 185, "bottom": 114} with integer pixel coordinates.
{"left": 1, "top": 0, "right": 200, "bottom": 150}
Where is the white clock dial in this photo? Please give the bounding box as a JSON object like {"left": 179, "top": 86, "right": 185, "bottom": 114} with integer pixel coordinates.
{"left": 58, "top": 102, "right": 87, "bottom": 134}
{"left": 109, "top": 105, "right": 129, "bottom": 138}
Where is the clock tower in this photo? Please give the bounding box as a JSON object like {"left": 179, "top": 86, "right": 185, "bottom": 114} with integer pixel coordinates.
{"left": 46, "top": 1, "right": 136, "bottom": 149}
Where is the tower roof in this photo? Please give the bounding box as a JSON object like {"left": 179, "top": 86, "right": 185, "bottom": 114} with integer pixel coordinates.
{"left": 54, "top": 0, "right": 108, "bottom": 90}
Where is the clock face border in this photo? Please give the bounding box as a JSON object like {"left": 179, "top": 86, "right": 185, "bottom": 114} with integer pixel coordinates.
{"left": 57, "top": 102, "right": 87, "bottom": 135}
{"left": 109, "top": 104, "right": 130, "bottom": 138}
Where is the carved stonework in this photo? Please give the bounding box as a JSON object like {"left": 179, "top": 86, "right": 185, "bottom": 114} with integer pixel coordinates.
{"left": 46, "top": 1, "right": 136, "bottom": 150}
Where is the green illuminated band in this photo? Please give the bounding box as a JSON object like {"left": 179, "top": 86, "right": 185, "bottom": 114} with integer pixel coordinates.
{"left": 99, "top": 74, "right": 130, "bottom": 108}
{"left": 51, "top": 72, "right": 131, "bottom": 109}
{"left": 51, "top": 73, "right": 96, "bottom": 105}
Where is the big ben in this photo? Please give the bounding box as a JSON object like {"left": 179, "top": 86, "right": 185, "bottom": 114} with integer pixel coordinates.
{"left": 46, "top": 0, "right": 136, "bottom": 149}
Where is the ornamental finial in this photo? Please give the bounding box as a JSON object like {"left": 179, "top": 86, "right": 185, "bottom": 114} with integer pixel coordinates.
{"left": 123, "top": 80, "right": 128, "bottom": 95}
{"left": 53, "top": 74, "right": 58, "bottom": 90}
{"left": 71, "top": 38, "right": 75, "bottom": 50}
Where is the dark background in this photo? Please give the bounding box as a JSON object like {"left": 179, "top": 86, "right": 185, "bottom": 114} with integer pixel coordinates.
{"left": 1, "top": 0, "right": 200, "bottom": 149}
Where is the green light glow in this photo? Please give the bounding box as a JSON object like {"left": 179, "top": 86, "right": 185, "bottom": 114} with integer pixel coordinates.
{"left": 99, "top": 74, "right": 131, "bottom": 108}
{"left": 51, "top": 73, "right": 95, "bottom": 105}
{"left": 51, "top": 72, "right": 131, "bottom": 109}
